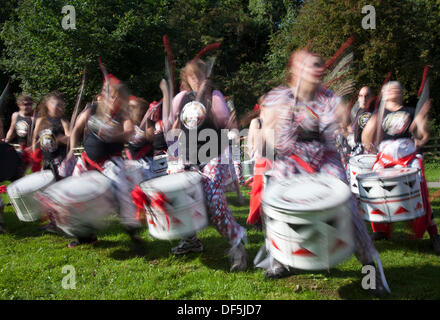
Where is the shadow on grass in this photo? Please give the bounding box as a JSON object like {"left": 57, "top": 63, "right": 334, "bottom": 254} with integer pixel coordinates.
{"left": 338, "top": 264, "right": 440, "bottom": 300}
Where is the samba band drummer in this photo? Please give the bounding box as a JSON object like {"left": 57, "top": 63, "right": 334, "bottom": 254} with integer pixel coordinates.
{"left": 4, "top": 94, "right": 34, "bottom": 150}
{"left": 362, "top": 81, "right": 440, "bottom": 252}
{"left": 255, "top": 48, "right": 389, "bottom": 296}
{"left": 163, "top": 58, "right": 248, "bottom": 271}
{"left": 64, "top": 76, "right": 143, "bottom": 247}
{"left": 32, "top": 92, "right": 70, "bottom": 179}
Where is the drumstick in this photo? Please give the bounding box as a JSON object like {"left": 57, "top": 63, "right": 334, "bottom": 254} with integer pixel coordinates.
{"left": 0, "top": 78, "right": 10, "bottom": 115}
{"left": 415, "top": 65, "right": 430, "bottom": 117}
{"left": 67, "top": 65, "right": 87, "bottom": 151}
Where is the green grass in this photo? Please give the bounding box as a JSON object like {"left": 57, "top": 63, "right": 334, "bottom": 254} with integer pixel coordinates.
{"left": 1, "top": 187, "right": 440, "bottom": 300}
{"left": 424, "top": 161, "right": 440, "bottom": 182}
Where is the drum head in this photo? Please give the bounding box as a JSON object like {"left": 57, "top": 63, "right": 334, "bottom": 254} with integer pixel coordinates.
{"left": 8, "top": 170, "right": 55, "bottom": 196}
{"left": 358, "top": 167, "right": 418, "bottom": 181}
{"left": 45, "top": 171, "right": 112, "bottom": 203}
{"left": 262, "top": 173, "right": 351, "bottom": 212}
{"left": 0, "top": 143, "right": 21, "bottom": 182}
{"left": 349, "top": 154, "right": 376, "bottom": 167}
{"left": 140, "top": 171, "right": 201, "bottom": 193}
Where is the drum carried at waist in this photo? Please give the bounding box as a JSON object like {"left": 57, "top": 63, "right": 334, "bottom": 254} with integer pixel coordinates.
{"left": 357, "top": 167, "right": 425, "bottom": 223}
{"left": 7, "top": 170, "right": 56, "bottom": 222}
{"left": 37, "top": 171, "right": 116, "bottom": 236}
{"left": 262, "top": 174, "right": 354, "bottom": 270}
{"left": 348, "top": 154, "right": 376, "bottom": 196}
{"left": 140, "top": 171, "right": 208, "bottom": 240}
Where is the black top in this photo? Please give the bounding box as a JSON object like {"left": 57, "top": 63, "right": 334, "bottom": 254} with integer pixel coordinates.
{"left": 15, "top": 114, "right": 32, "bottom": 145}
{"left": 381, "top": 106, "right": 415, "bottom": 141}
{"left": 83, "top": 103, "right": 124, "bottom": 162}
{"left": 178, "top": 91, "right": 226, "bottom": 165}
{"left": 353, "top": 109, "right": 372, "bottom": 144}
{"left": 39, "top": 117, "right": 66, "bottom": 161}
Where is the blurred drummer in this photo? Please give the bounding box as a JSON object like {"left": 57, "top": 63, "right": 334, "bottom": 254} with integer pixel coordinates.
{"left": 256, "top": 48, "right": 388, "bottom": 295}
{"left": 362, "top": 81, "right": 440, "bottom": 252}
{"left": 65, "top": 76, "right": 145, "bottom": 247}
{"left": 4, "top": 94, "right": 34, "bottom": 150}
{"left": 32, "top": 92, "right": 70, "bottom": 179}
{"left": 163, "top": 58, "right": 248, "bottom": 272}
{"left": 349, "top": 87, "right": 374, "bottom": 156}
{"left": 126, "top": 96, "right": 156, "bottom": 179}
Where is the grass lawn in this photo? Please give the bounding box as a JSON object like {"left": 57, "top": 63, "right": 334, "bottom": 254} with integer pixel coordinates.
{"left": 1, "top": 166, "right": 440, "bottom": 300}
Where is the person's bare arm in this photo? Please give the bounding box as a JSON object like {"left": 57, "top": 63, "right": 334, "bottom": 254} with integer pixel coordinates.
{"left": 260, "top": 104, "right": 278, "bottom": 159}
{"left": 411, "top": 100, "right": 431, "bottom": 149}
{"left": 68, "top": 108, "right": 89, "bottom": 157}
{"left": 56, "top": 119, "right": 70, "bottom": 145}
{"left": 4, "top": 112, "right": 18, "bottom": 143}
{"left": 145, "top": 119, "right": 155, "bottom": 143}
{"left": 32, "top": 118, "right": 43, "bottom": 152}
{"left": 361, "top": 112, "right": 378, "bottom": 153}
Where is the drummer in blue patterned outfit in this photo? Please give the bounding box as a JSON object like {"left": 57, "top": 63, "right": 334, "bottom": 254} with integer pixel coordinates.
{"left": 163, "top": 58, "right": 248, "bottom": 271}
{"left": 257, "top": 48, "right": 388, "bottom": 295}
{"left": 362, "top": 81, "right": 440, "bottom": 252}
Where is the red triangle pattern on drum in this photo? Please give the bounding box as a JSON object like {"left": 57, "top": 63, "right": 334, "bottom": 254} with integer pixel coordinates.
{"left": 359, "top": 207, "right": 366, "bottom": 215}
{"left": 352, "top": 171, "right": 357, "bottom": 176}
{"left": 292, "top": 248, "right": 316, "bottom": 257}
{"left": 271, "top": 239, "right": 281, "bottom": 251}
{"left": 148, "top": 219, "right": 156, "bottom": 226}
{"left": 416, "top": 202, "right": 423, "bottom": 210}
{"left": 370, "top": 209, "right": 386, "bottom": 216}
{"left": 394, "top": 206, "right": 409, "bottom": 215}
{"left": 192, "top": 210, "right": 204, "bottom": 219}
{"left": 171, "top": 217, "right": 183, "bottom": 225}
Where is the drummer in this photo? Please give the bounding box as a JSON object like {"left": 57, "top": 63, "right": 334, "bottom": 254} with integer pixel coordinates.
{"left": 350, "top": 87, "right": 374, "bottom": 156}
{"left": 163, "top": 58, "right": 248, "bottom": 272}
{"left": 4, "top": 94, "right": 34, "bottom": 150}
{"left": 125, "top": 96, "right": 159, "bottom": 180}
{"left": 255, "top": 48, "right": 388, "bottom": 295}
{"left": 32, "top": 92, "right": 70, "bottom": 178}
{"left": 66, "top": 76, "right": 144, "bottom": 247}
{"left": 362, "top": 81, "right": 440, "bottom": 253}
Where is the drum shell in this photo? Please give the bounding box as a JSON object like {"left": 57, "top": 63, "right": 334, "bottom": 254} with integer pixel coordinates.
{"left": 348, "top": 154, "right": 376, "bottom": 195}
{"left": 140, "top": 172, "right": 208, "bottom": 240}
{"left": 7, "top": 170, "right": 55, "bottom": 222}
{"left": 357, "top": 168, "right": 425, "bottom": 222}
{"left": 167, "top": 160, "right": 181, "bottom": 175}
{"left": 262, "top": 174, "right": 354, "bottom": 270}
{"left": 124, "top": 160, "right": 145, "bottom": 186}
{"left": 39, "top": 172, "right": 116, "bottom": 236}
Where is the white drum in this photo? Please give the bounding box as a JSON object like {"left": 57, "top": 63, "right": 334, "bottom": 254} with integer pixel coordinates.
{"left": 262, "top": 174, "right": 354, "bottom": 270}
{"left": 167, "top": 159, "right": 181, "bottom": 175}
{"left": 140, "top": 171, "right": 208, "bottom": 240}
{"left": 242, "top": 160, "right": 254, "bottom": 179}
{"left": 348, "top": 154, "right": 376, "bottom": 195}
{"left": 7, "top": 170, "right": 56, "bottom": 222}
{"left": 38, "top": 171, "right": 116, "bottom": 236}
{"left": 357, "top": 167, "right": 425, "bottom": 223}
{"left": 124, "top": 160, "right": 145, "bottom": 186}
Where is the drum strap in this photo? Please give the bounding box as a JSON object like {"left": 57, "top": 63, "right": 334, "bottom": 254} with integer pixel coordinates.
{"left": 288, "top": 154, "right": 316, "bottom": 174}
{"left": 81, "top": 151, "right": 105, "bottom": 172}
{"left": 374, "top": 152, "right": 416, "bottom": 169}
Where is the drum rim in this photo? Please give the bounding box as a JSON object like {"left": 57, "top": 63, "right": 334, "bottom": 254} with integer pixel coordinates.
{"left": 262, "top": 174, "right": 351, "bottom": 213}
{"left": 356, "top": 167, "right": 419, "bottom": 181}
{"left": 7, "top": 170, "right": 55, "bottom": 196}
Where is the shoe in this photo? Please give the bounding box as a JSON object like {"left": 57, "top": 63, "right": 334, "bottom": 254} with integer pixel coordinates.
{"left": 171, "top": 237, "right": 204, "bottom": 255}
{"left": 228, "top": 243, "right": 247, "bottom": 272}
{"left": 39, "top": 222, "right": 59, "bottom": 234}
{"left": 371, "top": 232, "right": 388, "bottom": 241}
{"left": 68, "top": 235, "right": 98, "bottom": 248}
{"left": 264, "top": 259, "right": 294, "bottom": 279}
{"left": 431, "top": 234, "right": 440, "bottom": 255}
